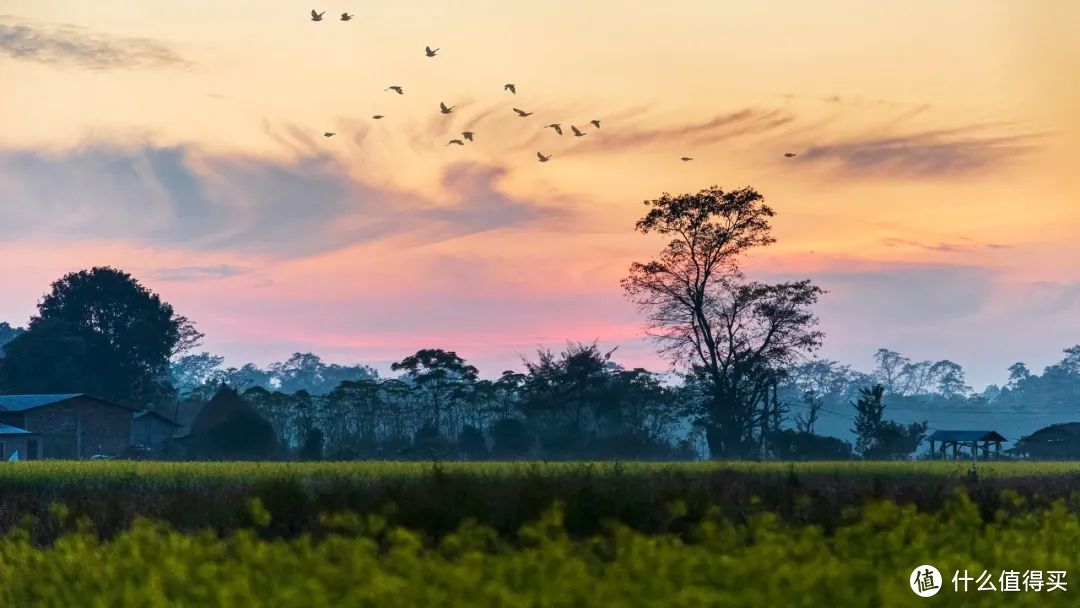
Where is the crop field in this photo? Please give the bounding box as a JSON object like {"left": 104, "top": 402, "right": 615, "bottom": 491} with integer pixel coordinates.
{"left": 3, "top": 461, "right": 1080, "bottom": 606}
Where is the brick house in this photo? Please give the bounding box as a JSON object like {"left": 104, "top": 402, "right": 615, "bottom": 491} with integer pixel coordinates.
{"left": 0, "top": 394, "right": 136, "bottom": 458}
{"left": 0, "top": 423, "right": 41, "bottom": 460}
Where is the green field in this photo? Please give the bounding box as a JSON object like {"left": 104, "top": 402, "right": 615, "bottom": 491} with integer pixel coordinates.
{"left": 3, "top": 460, "right": 1080, "bottom": 606}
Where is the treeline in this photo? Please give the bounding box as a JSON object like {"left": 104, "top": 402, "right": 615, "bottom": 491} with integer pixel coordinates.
{"left": 3, "top": 184, "right": 1080, "bottom": 461}
{"left": 176, "top": 344, "right": 696, "bottom": 460}
{"left": 3, "top": 267, "right": 1080, "bottom": 461}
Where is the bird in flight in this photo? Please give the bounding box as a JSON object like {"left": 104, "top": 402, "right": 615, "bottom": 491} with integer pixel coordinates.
{"left": 340, "top": 13, "right": 353, "bottom": 21}
{"left": 323, "top": 132, "right": 335, "bottom": 137}
{"left": 447, "top": 139, "right": 465, "bottom": 146}
{"left": 311, "top": 10, "right": 325, "bottom": 21}
{"left": 385, "top": 86, "right": 404, "bottom": 95}
{"left": 440, "top": 102, "right": 454, "bottom": 114}
{"left": 571, "top": 125, "right": 586, "bottom": 137}
{"left": 372, "top": 115, "right": 385, "bottom": 119}
{"left": 680, "top": 157, "right": 693, "bottom": 162}
{"left": 545, "top": 123, "right": 563, "bottom": 135}
{"left": 504, "top": 84, "right": 516, "bottom": 94}
{"left": 784, "top": 152, "right": 797, "bottom": 158}
{"left": 513, "top": 108, "right": 533, "bottom": 117}
{"left": 537, "top": 152, "right": 551, "bottom": 162}
{"left": 590, "top": 119, "right": 601, "bottom": 128}
{"left": 425, "top": 46, "right": 439, "bottom": 57}
{"left": 462, "top": 131, "right": 475, "bottom": 141}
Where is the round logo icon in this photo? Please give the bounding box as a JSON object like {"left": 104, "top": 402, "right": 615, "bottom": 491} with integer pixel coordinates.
{"left": 910, "top": 564, "right": 943, "bottom": 597}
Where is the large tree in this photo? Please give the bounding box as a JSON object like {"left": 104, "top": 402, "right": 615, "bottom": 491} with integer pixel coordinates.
{"left": 0, "top": 267, "right": 201, "bottom": 405}
{"left": 0, "top": 318, "right": 120, "bottom": 397}
{"left": 622, "top": 186, "right": 825, "bottom": 458}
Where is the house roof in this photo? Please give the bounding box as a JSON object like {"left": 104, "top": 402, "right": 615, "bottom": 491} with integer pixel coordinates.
{"left": 926, "top": 430, "right": 1006, "bottom": 443}
{"left": 0, "top": 423, "right": 34, "bottom": 436}
{"left": 0, "top": 394, "right": 136, "bottom": 412}
{"left": 134, "top": 410, "right": 181, "bottom": 426}
{"left": 0, "top": 394, "right": 84, "bottom": 411}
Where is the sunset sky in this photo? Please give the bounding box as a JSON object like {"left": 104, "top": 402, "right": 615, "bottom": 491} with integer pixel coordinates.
{"left": 2, "top": 1, "right": 1078, "bottom": 388}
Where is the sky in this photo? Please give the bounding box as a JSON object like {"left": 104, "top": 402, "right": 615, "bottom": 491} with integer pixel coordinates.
{"left": 1, "top": 1, "right": 1078, "bottom": 388}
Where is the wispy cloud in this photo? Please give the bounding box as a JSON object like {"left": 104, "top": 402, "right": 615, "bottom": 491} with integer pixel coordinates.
{"left": 151, "top": 265, "right": 249, "bottom": 282}
{"left": 549, "top": 108, "right": 795, "bottom": 157}
{"left": 796, "top": 125, "right": 1037, "bottom": 178}
{"left": 0, "top": 16, "right": 187, "bottom": 70}
{"left": 882, "top": 237, "right": 1013, "bottom": 253}
{"left": 0, "top": 142, "right": 569, "bottom": 259}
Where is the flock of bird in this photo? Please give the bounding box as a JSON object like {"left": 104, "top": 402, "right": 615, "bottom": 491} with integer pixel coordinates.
{"left": 309, "top": 9, "right": 798, "bottom": 164}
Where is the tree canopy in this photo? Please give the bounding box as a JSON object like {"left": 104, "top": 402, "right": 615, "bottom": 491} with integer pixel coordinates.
{"left": 622, "top": 186, "right": 824, "bottom": 458}
{"left": 0, "top": 267, "right": 201, "bottom": 405}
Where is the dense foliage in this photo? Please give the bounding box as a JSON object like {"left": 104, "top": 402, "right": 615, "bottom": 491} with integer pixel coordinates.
{"left": 175, "top": 344, "right": 699, "bottom": 461}
{"left": 0, "top": 267, "right": 201, "bottom": 406}
{"left": 2, "top": 469, "right": 1080, "bottom": 605}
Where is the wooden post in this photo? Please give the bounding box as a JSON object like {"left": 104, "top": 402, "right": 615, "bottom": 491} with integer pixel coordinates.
{"left": 930, "top": 440, "right": 935, "bottom": 459}
{"left": 75, "top": 412, "right": 82, "bottom": 459}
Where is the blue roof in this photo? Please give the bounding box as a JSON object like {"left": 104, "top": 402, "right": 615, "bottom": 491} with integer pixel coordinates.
{"left": 926, "top": 430, "right": 1006, "bottom": 442}
{"left": 0, "top": 394, "right": 85, "bottom": 412}
{"left": 0, "top": 423, "right": 33, "bottom": 435}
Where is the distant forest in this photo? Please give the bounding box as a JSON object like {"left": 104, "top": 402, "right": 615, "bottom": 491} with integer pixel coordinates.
{"left": 2, "top": 186, "right": 1078, "bottom": 460}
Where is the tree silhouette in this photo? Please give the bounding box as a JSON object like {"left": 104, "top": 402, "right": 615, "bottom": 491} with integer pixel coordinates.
{"left": 0, "top": 318, "right": 118, "bottom": 396}
{"left": 0, "top": 267, "right": 201, "bottom": 405}
{"left": 622, "top": 186, "right": 824, "bottom": 458}
{"left": 391, "top": 349, "right": 478, "bottom": 430}
{"left": 851, "top": 384, "right": 927, "bottom": 459}
{"left": 0, "top": 322, "right": 24, "bottom": 356}
{"left": 851, "top": 385, "right": 887, "bottom": 457}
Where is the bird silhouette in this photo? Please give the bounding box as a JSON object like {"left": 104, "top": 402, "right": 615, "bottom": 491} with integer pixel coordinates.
{"left": 590, "top": 119, "right": 601, "bottom": 128}
{"left": 504, "top": 84, "right": 516, "bottom": 94}
{"left": 571, "top": 125, "right": 586, "bottom": 137}
{"left": 340, "top": 13, "right": 352, "bottom": 21}
{"left": 372, "top": 115, "right": 385, "bottom": 119}
{"left": 440, "top": 102, "right": 454, "bottom": 114}
{"left": 537, "top": 152, "right": 551, "bottom": 162}
{"left": 680, "top": 157, "right": 693, "bottom": 161}
{"left": 462, "top": 131, "right": 475, "bottom": 141}
{"left": 447, "top": 139, "right": 465, "bottom": 146}
{"left": 385, "top": 86, "right": 404, "bottom": 94}
{"left": 311, "top": 10, "right": 325, "bottom": 21}
{"left": 545, "top": 123, "right": 563, "bottom": 135}
{"left": 784, "top": 152, "right": 797, "bottom": 157}
{"left": 425, "top": 46, "right": 439, "bottom": 57}
{"left": 513, "top": 108, "right": 533, "bottom": 117}
{"left": 323, "top": 132, "right": 335, "bottom": 137}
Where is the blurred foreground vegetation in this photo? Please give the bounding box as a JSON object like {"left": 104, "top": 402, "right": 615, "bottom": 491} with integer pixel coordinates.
{"left": 2, "top": 490, "right": 1079, "bottom": 606}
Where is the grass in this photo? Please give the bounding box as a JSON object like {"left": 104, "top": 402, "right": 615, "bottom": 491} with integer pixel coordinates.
{"left": 3, "top": 460, "right": 1080, "bottom": 543}
{"left": 7, "top": 458, "right": 1080, "bottom": 484}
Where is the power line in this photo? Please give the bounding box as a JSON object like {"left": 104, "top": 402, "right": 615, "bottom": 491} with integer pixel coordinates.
{"left": 787, "top": 402, "right": 1080, "bottom": 434}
